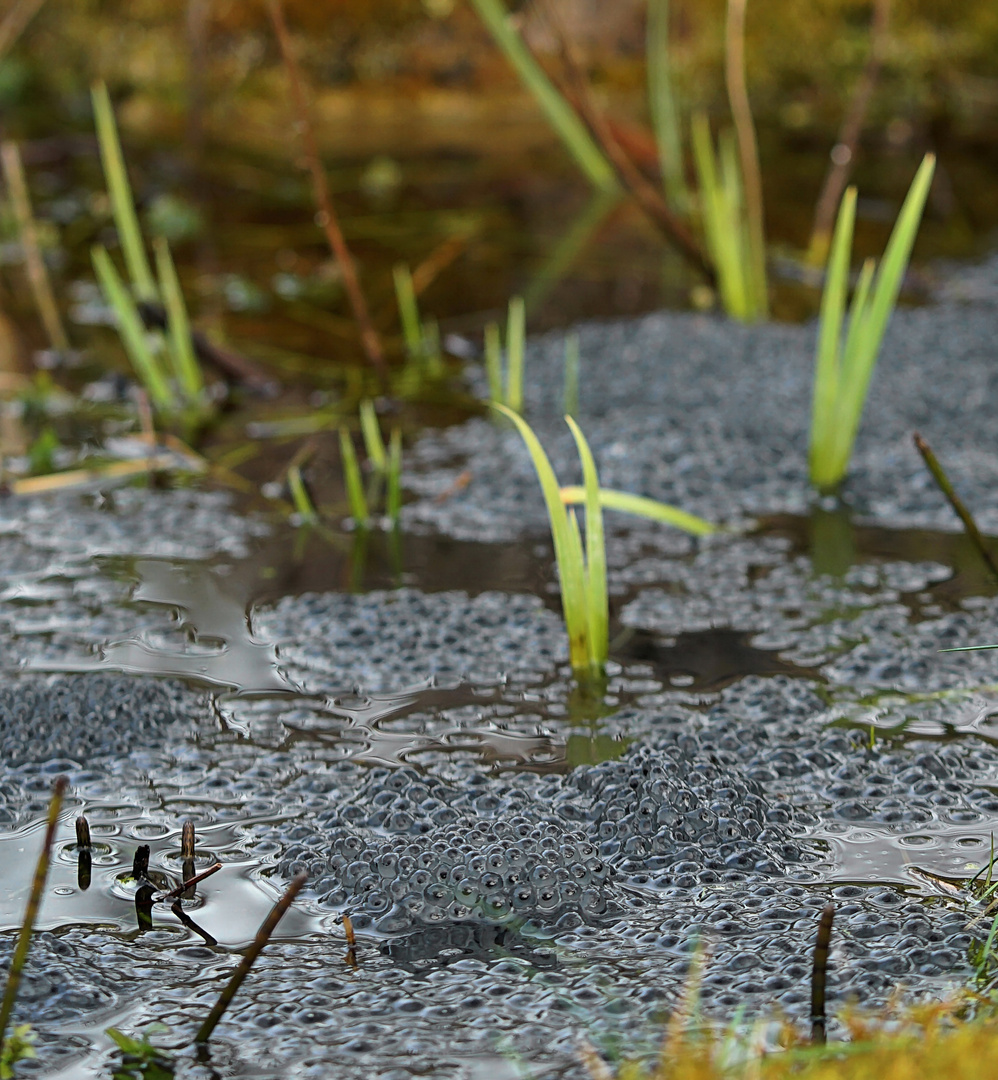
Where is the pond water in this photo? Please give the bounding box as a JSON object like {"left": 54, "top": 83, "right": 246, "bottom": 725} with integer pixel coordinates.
{"left": 4, "top": 40, "right": 998, "bottom": 1077}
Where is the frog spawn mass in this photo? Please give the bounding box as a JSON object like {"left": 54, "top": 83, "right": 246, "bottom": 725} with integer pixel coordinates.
{"left": 275, "top": 742, "right": 814, "bottom": 931}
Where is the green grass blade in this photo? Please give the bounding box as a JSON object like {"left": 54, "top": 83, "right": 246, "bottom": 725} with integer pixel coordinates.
{"left": 564, "top": 509, "right": 592, "bottom": 674}
{"left": 422, "top": 316, "right": 445, "bottom": 377}
{"left": 92, "top": 245, "right": 174, "bottom": 412}
{"left": 563, "top": 331, "right": 580, "bottom": 417}
{"left": 287, "top": 465, "right": 317, "bottom": 524}
{"left": 91, "top": 81, "right": 156, "bottom": 302}
{"left": 484, "top": 321, "right": 503, "bottom": 404}
{"left": 566, "top": 416, "right": 607, "bottom": 675}
{"left": 809, "top": 185, "right": 856, "bottom": 490}
{"left": 392, "top": 263, "right": 422, "bottom": 358}
{"left": 718, "top": 131, "right": 750, "bottom": 320}
{"left": 492, "top": 403, "right": 588, "bottom": 675}
{"left": 647, "top": 0, "right": 689, "bottom": 213}
{"left": 559, "top": 486, "right": 716, "bottom": 536}
{"left": 839, "top": 255, "right": 876, "bottom": 391}
{"left": 505, "top": 296, "right": 525, "bottom": 414}
{"left": 359, "top": 399, "right": 387, "bottom": 474}
{"left": 825, "top": 155, "right": 936, "bottom": 490}
{"left": 466, "top": 0, "right": 617, "bottom": 194}
{"left": 386, "top": 428, "right": 403, "bottom": 528}
{"left": 339, "top": 429, "right": 369, "bottom": 528}
{"left": 153, "top": 236, "right": 203, "bottom": 404}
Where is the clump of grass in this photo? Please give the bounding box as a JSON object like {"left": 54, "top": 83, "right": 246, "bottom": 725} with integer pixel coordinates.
{"left": 808, "top": 153, "right": 936, "bottom": 495}
{"left": 484, "top": 297, "right": 526, "bottom": 414}
{"left": 496, "top": 407, "right": 716, "bottom": 682}
{"left": 340, "top": 400, "right": 404, "bottom": 530}
{"left": 495, "top": 404, "right": 606, "bottom": 682}
{"left": 392, "top": 263, "right": 444, "bottom": 377}
{"left": 691, "top": 113, "right": 765, "bottom": 323}
{"left": 89, "top": 82, "right": 207, "bottom": 421}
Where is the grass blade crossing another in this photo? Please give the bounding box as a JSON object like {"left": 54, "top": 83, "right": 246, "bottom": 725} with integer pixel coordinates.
{"left": 492, "top": 404, "right": 593, "bottom": 679}
{"left": 559, "top": 486, "right": 716, "bottom": 537}
{"left": 339, "top": 429, "right": 369, "bottom": 528}
{"left": 153, "top": 237, "right": 203, "bottom": 404}
{"left": 92, "top": 245, "right": 174, "bottom": 413}
{"left": 467, "top": 0, "right": 617, "bottom": 194}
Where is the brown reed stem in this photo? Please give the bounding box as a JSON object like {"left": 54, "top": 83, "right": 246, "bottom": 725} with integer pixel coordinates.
{"left": 0, "top": 775, "right": 67, "bottom": 1057}
{"left": 808, "top": 0, "right": 891, "bottom": 265}
{"left": 160, "top": 861, "right": 222, "bottom": 902}
{"left": 194, "top": 871, "right": 307, "bottom": 1043}
{"left": 810, "top": 903, "right": 835, "bottom": 1045}
{"left": 266, "top": 0, "right": 387, "bottom": 382}
{"left": 0, "top": 0, "right": 48, "bottom": 62}
{"left": 540, "top": 0, "right": 714, "bottom": 284}
{"left": 1, "top": 140, "right": 70, "bottom": 351}
{"left": 914, "top": 432, "right": 998, "bottom": 581}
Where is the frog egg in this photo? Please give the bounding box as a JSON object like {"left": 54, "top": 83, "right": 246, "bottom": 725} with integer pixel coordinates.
{"left": 529, "top": 865, "right": 554, "bottom": 886}
{"left": 365, "top": 890, "right": 391, "bottom": 915}
{"left": 376, "top": 852, "right": 399, "bottom": 879}
{"left": 559, "top": 880, "right": 582, "bottom": 906}
{"left": 454, "top": 879, "right": 479, "bottom": 908}
{"left": 480, "top": 871, "right": 501, "bottom": 891}
{"left": 409, "top": 868, "right": 432, "bottom": 891}
{"left": 484, "top": 848, "right": 506, "bottom": 873}
{"left": 580, "top": 889, "right": 608, "bottom": 916}
{"left": 483, "top": 894, "right": 512, "bottom": 921}
{"left": 535, "top": 885, "right": 560, "bottom": 913}
{"left": 511, "top": 884, "right": 535, "bottom": 911}
{"left": 423, "top": 881, "right": 453, "bottom": 907}
{"left": 386, "top": 811, "right": 414, "bottom": 833}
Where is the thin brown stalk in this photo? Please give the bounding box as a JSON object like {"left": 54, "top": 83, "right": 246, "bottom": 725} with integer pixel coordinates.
{"left": 914, "top": 432, "right": 998, "bottom": 581}
{"left": 0, "top": 775, "right": 67, "bottom": 1056}
{"left": 538, "top": 0, "right": 714, "bottom": 284}
{"left": 810, "top": 903, "right": 835, "bottom": 1044}
{"left": 1, "top": 141, "right": 70, "bottom": 351}
{"left": 160, "top": 861, "right": 222, "bottom": 901}
{"left": 194, "top": 871, "right": 307, "bottom": 1043}
{"left": 0, "top": 0, "right": 47, "bottom": 61}
{"left": 725, "top": 0, "right": 767, "bottom": 317}
{"left": 808, "top": 0, "right": 891, "bottom": 265}
{"left": 266, "top": 0, "right": 386, "bottom": 381}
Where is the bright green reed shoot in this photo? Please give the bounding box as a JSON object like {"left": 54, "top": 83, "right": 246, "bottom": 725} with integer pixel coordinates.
{"left": 339, "top": 429, "right": 369, "bottom": 528}
{"left": 91, "top": 245, "right": 174, "bottom": 412}
{"left": 91, "top": 81, "right": 156, "bottom": 302}
{"left": 493, "top": 404, "right": 607, "bottom": 682}
{"left": 359, "top": 399, "right": 387, "bottom": 474}
{"left": 153, "top": 237, "right": 203, "bottom": 403}
{"left": 809, "top": 153, "right": 936, "bottom": 495}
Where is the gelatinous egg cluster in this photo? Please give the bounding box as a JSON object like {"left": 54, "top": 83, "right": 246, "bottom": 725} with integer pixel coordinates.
{"left": 275, "top": 741, "right": 811, "bottom": 930}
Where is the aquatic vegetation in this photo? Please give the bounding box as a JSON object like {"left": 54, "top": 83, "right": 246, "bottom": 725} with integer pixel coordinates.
{"left": 691, "top": 114, "right": 765, "bottom": 323}
{"left": 392, "top": 263, "right": 444, "bottom": 376}
{"left": 646, "top": 0, "right": 690, "bottom": 214}
{"left": 494, "top": 404, "right": 607, "bottom": 681}
{"left": 466, "top": 0, "right": 617, "bottom": 194}
{"left": 340, "top": 400, "right": 404, "bottom": 530}
{"left": 90, "top": 82, "right": 207, "bottom": 420}
{"left": 0, "top": 777, "right": 65, "bottom": 1072}
{"left": 913, "top": 432, "right": 998, "bottom": 580}
{"left": 496, "top": 405, "right": 718, "bottom": 678}
{"left": 105, "top": 1025, "right": 173, "bottom": 1080}
{"left": 560, "top": 486, "right": 716, "bottom": 537}
{"left": 808, "top": 153, "right": 936, "bottom": 495}
{"left": 484, "top": 296, "right": 526, "bottom": 414}
{"left": 563, "top": 331, "right": 580, "bottom": 417}
{"left": 194, "top": 872, "right": 306, "bottom": 1044}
